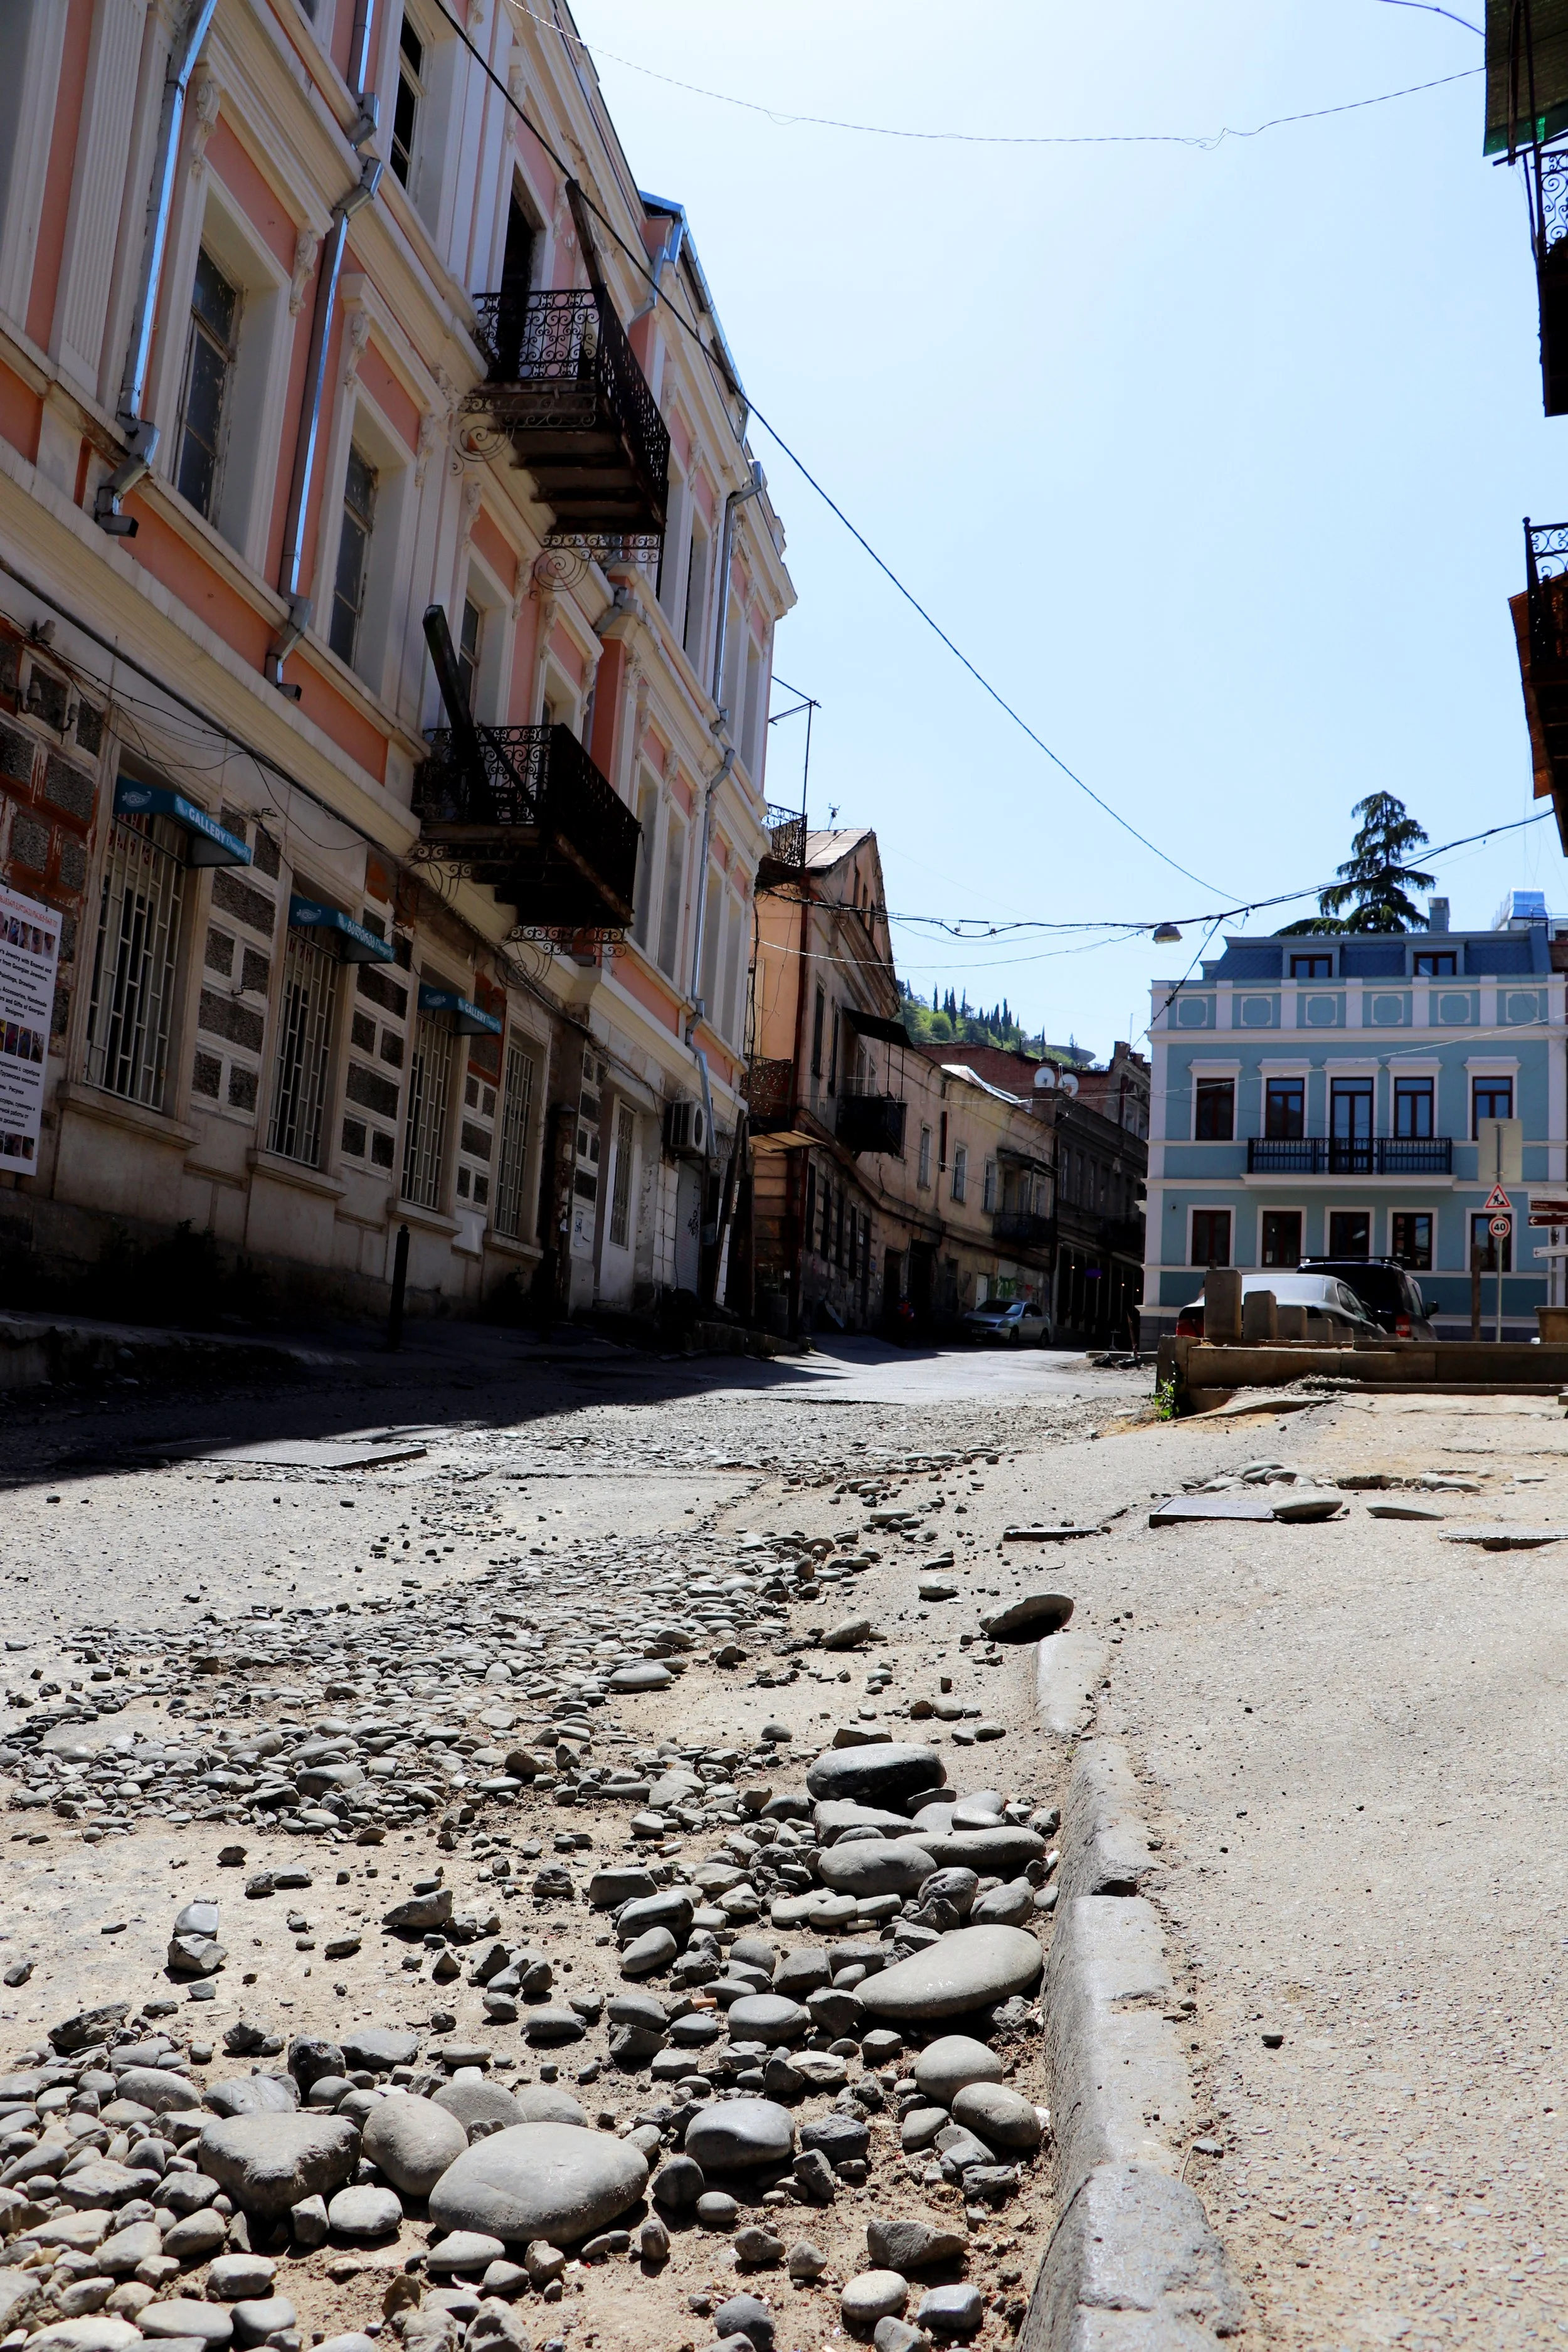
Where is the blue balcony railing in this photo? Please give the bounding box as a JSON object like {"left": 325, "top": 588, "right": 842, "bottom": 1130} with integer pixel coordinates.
{"left": 1246, "top": 1137, "right": 1454, "bottom": 1176}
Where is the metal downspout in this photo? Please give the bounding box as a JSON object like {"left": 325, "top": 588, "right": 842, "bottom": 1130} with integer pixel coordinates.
{"left": 628, "top": 211, "right": 685, "bottom": 328}
{"left": 95, "top": 0, "right": 221, "bottom": 534}
{"left": 267, "top": 14, "right": 383, "bottom": 690}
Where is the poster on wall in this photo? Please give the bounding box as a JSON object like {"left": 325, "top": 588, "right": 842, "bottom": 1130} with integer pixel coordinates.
{"left": 0, "top": 882, "right": 61, "bottom": 1170}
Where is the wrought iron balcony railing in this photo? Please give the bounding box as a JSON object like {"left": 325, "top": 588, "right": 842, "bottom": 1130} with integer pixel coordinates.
{"left": 836, "top": 1090, "right": 906, "bottom": 1157}
{"left": 415, "top": 722, "right": 640, "bottom": 935}
{"left": 467, "top": 287, "right": 670, "bottom": 549}
{"left": 756, "top": 804, "right": 807, "bottom": 891}
{"left": 1246, "top": 1137, "right": 1454, "bottom": 1176}
{"left": 743, "top": 1057, "right": 795, "bottom": 1131}
{"left": 992, "top": 1209, "right": 1052, "bottom": 1250}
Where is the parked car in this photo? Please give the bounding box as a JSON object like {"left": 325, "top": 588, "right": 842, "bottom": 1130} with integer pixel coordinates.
{"left": 1298, "top": 1256, "right": 1437, "bottom": 1341}
{"left": 1173, "top": 1271, "right": 1383, "bottom": 1342}
{"left": 962, "top": 1298, "right": 1050, "bottom": 1346}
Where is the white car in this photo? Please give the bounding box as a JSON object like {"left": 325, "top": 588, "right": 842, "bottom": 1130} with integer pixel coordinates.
{"left": 1174, "top": 1271, "right": 1382, "bottom": 1342}
{"left": 962, "top": 1298, "right": 1050, "bottom": 1346}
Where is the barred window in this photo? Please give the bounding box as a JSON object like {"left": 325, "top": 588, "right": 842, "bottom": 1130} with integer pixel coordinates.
{"left": 609, "top": 1101, "right": 635, "bottom": 1249}
{"left": 267, "top": 927, "right": 339, "bottom": 1167}
{"left": 83, "top": 817, "right": 185, "bottom": 1110}
{"left": 402, "top": 1009, "right": 453, "bottom": 1209}
{"left": 493, "top": 1038, "right": 536, "bottom": 1239}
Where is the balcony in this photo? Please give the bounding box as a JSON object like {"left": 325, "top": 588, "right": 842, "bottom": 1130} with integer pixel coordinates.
{"left": 743, "top": 1057, "right": 795, "bottom": 1133}
{"left": 993, "top": 1209, "right": 1052, "bottom": 1251}
{"left": 1246, "top": 1138, "right": 1454, "bottom": 1176}
{"left": 1520, "top": 519, "right": 1568, "bottom": 839}
{"left": 415, "top": 722, "right": 640, "bottom": 935}
{"left": 836, "top": 1087, "right": 906, "bottom": 1157}
{"left": 756, "top": 804, "right": 807, "bottom": 891}
{"left": 467, "top": 288, "right": 669, "bottom": 553}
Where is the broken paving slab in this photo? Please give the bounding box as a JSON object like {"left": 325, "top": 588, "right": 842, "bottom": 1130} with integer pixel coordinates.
{"left": 1365, "top": 1501, "right": 1447, "bottom": 1522}
{"left": 1148, "top": 1496, "right": 1276, "bottom": 1526}
{"left": 1440, "top": 1525, "right": 1568, "bottom": 1550}
{"left": 1002, "top": 1525, "right": 1101, "bottom": 1542}
{"left": 135, "top": 1436, "right": 431, "bottom": 1471}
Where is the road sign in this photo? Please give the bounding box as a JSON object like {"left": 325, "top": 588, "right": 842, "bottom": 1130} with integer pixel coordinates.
{"left": 1490, "top": 1215, "right": 1512, "bottom": 1238}
{"left": 1530, "top": 1197, "right": 1568, "bottom": 1225}
{"left": 1483, "top": 1185, "right": 1513, "bottom": 1214}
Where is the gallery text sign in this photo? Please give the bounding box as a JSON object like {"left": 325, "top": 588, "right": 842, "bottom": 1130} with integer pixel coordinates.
{"left": 0, "top": 883, "right": 60, "bottom": 1168}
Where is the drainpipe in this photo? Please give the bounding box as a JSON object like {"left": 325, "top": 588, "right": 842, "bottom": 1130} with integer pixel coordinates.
{"left": 267, "top": 21, "right": 383, "bottom": 691}
{"left": 628, "top": 209, "right": 685, "bottom": 328}
{"left": 710, "top": 460, "right": 765, "bottom": 721}
{"left": 95, "top": 0, "right": 221, "bottom": 534}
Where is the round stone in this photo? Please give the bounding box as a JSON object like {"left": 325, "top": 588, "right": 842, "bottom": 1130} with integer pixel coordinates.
{"left": 650, "top": 2155, "right": 705, "bottom": 2210}
{"left": 840, "top": 2272, "right": 909, "bottom": 2328}
{"left": 231, "top": 2301, "right": 296, "bottom": 2347}
{"left": 93, "top": 2222, "right": 163, "bottom": 2278}
{"left": 866, "top": 2220, "right": 968, "bottom": 2273}
{"left": 805, "top": 1745, "right": 945, "bottom": 1808}
{"left": 205, "top": 2255, "right": 278, "bottom": 2302}
{"left": 859, "top": 1927, "right": 1042, "bottom": 2022}
{"left": 513, "top": 2084, "right": 589, "bottom": 2127}
{"left": 620, "top": 1927, "right": 679, "bottom": 1978}
{"left": 714, "top": 2293, "right": 774, "bottom": 2348}
{"left": 684, "top": 2097, "right": 795, "bottom": 2172}
{"left": 817, "top": 1840, "right": 936, "bottom": 1899}
{"left": 327, "top": 2184, "right": 404, "bottom": 2239}
{"left": 968, "top": 1882, "right": 1033, "bottom": 1928}
{"left": 918, "top": 2282, "right": 985, "bottom": 2337}
{"left": 426, "top": 2233, "right": 507, "bottom": 2273}
{"left": 28, "top": 2326, "right": 147, "bottom": 2352}
{"left": 607, "top": 1661, "right": 672, "bottom": 1692}
{"left": 951, "top": 2080, "right": 1044, "bottom": 2151}
{"left": 949, "top": 1791, "right": 1006, "bottom": 1828}
{"left": 427, "top": 2123, "right": 649, "bottom": 2245}
{"left": 140, "top": 2302, "right": 235, "bottom": 2341}
{"left": 432, "top": 2078, "right": 524, "bottom": 2135}
{"left": 980, "top": 1591, "right": 1073, "bottom": 1642}
{"left": 363, "top": 2094, "right": 469, "bottom": 2196}
{"left": 913, "top": 2035, "right": 1009, "bottom": 2106}
{"left": 522, "top": 2008, "right": 584, "bottom": 2046}
{"left": 198, "top": 2113, "right": 359, "bottom": 2222}
{"left": 918, "top": 1830, "right": 1046, "bottom": 1877}
{"left": 725, "top": 1996, "right": 810, "bottom": 2048}
{"left": 340, "top": 2026, "right": 420, "bottom": 2073}
{"left": 696, "top": 2190, "right": 739, "bottom": 2230}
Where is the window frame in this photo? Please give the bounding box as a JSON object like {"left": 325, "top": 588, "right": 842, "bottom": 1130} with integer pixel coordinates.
{"left": 1327, "top": 1208, "right": 1372, "bottom": 1259}
{"left": 951, "top": 1142, "right": 968, "bottom": 1204}
{"left": 1264, "top": 1077, "right": 1306, "bottom": 1140}
{"left": 390, "top": 12, "right": 425, "bottom": 189}
{"left": 1414, "top": 950, "right": 1456, "bottom": 978}
{"left": 1193, "top": 1077, "right": 1234, "bottom": 1141}
{"left": 1290, "top": 953, "right": 1334, "bottom": 981}
{"left": 1392, "top": 1078, "right": 1434, "bottom": 1139}
{"left": 329, "top": 442, "right": 379, "bottom": 670}
{"left": 1470, "top": 1210, "right": 1512, "bottom": 1272}
{"left": 1260, "top": 1209, "right": 1302, "bottom": 1268}
{"left": 1190, "top": 1207, "right": 1231, "bottom": 1266}
{"left": 1472, "top": 1076, "right": 1514, "bottom": 1133}
{"left": 1390, "top": 1210, "right": 1433, "bottom": 1271}
{"left": 174, "top": 245, "right": 241, "bottom": 524}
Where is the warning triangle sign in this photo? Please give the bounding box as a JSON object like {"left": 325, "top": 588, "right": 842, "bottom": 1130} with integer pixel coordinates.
{"left": 1483, "top": 1184, "right": 1512, "bottom": 1213}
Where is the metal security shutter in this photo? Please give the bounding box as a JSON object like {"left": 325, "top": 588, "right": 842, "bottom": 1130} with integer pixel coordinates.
{"left": 267, "top": 928, "right": 339, "bottom": 1167}
{"left": 402, "top": 1009, "right": 453, "bottom": 1209}
{"left": 84, "top": 817, "right": 185, "bottom": 1110}
{"left": 494, "top": 1038, "right": 535, "bottom": 1239}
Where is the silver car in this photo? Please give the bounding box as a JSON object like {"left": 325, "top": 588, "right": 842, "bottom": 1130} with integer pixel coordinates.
{"left": 962, "top": 1298, "right": 1050, "bottom": 1346}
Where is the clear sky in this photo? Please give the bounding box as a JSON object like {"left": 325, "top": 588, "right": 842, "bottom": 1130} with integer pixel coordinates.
{"left": 567, "top": 0, "right": 1562, "bottom": 1058}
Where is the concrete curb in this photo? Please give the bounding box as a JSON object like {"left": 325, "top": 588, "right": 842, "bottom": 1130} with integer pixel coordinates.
{"left": 1035, "top": 1630, "right": 1108, "bottom": 1739}
{"left": 0, "top": 1311, "right": 346, "bottom": 1394}
{"left": 1022, "top": 1736, "right": 1248, "bottom": 2346}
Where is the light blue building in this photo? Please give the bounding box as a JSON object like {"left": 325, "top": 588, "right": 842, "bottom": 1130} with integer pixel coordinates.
{"left": 1143, "top": 908, "right": 1567, "bottom": 1340}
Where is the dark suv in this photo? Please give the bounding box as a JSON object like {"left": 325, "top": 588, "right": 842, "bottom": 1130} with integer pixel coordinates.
{"left": 1297, "top": 1257, "right": 1436, "bottom": 1340}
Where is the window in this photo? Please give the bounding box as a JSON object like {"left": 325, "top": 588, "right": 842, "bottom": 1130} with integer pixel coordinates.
{"left": 1261, "top": 1210, "right": 1301, "bottom": 1268}
{"left": 699, "top": 872, "right": 722, "bottom": 1014}
{"left": 267, "top": 926, "right": 338, "bottom": 1167}
{"left": 1414, "top": 950, "right": 1456, "bottom": 977}
{"left": 493, "top": 1039, "right": 535, "bottom": 1240}
{"left": 84, "top": 815, "right": 185, "bottom": 1111}
{"left": 608, "top": 1102, "right": 635, "bottom": 1250}
{"left": 457, "top": 595, "right": 482, "bottom": 712}
{"left": 951, "top": 1143, "right": 968, "bottom": 1203}
{"left": 329, "top": 445, "right": 378, "bottom": 667}
{"left": 176, "top": 248, "right": 240, "bottom": 520}
{"left": 918, "top": 1125, "right": 931, "bottom": 1189}
{"left": 1327, "top": 1210, "right": 1371, "bottom": 1258}
{"left": 1391, "top": 1212, "right": 1433, "bottom": 1270}
{"left": 656, "top": 812, "right": 686, "bottom": 977}
{"left": 803, "top": 1165, "right": 815, "bottom": 1252}
{"left": 1191, "top": 1209, "right": 1230, "bottom": 1266}
{"left": 983, "top": 1157, "right": 997, "bottom": 1212}
{"left": 1330, "top": 1078, "right": 1373, "bottom": 1142}
{"left": 1471, "top": 1210, "right": 1512, "bottom": 1272}
{"left": 1264, "top": 1078, "right": 1305, "bottom": 1140}
{"left": 391, "top": 14, "right": 423, "bottom": 188}
{"left": 1290, "top": 954, "right": 1333, "bottom": 981}
{"left": 401, "top": 1007, "right": 452, "bottom": 1207}
{"left": 682, "top": 522, "right": 709, "bottom": 662}
{"left": 630, "top": 781, "right": 659, "bottom": 950}
{"left": 1473, "top": 1076, "right": 1513, "bottom": 1131}
{"left": 1194, "top": 1078, "right": 1234, "bottom": 1140}
{"left": 810, "top": 985, "right": 825, "bottom": 1079}
{"left": 719, "top": 904, "right": 744, "bottom": 1045}
{"left": 1393, "top": 1079, "right": 1434, "bottom": 1138}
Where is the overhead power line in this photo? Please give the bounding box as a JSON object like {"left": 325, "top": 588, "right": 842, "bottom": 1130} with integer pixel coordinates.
{"left": 512, "top": 1, "right": 1481, "bottom": 151}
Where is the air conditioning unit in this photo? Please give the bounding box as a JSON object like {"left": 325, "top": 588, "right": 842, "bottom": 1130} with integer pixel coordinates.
{"left": 665, "top": 1098, "right": 709, "bottom": 1157}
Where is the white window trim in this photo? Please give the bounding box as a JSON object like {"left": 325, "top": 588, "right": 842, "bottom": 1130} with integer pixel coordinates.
{"left": 1187, "top": 1204, "right": 1234, "bottom": 1265}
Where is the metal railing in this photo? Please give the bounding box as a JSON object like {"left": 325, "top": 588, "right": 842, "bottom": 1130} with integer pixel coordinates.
{"left": 756, "top": 804, "right": 807, "bottom": 889}
{"left": 1246, "top": 1137, "right": 1454, "bottom": 1175}
{"left": 992, "top": 1210, "right": 1052, "bottom": 1249}
{"left": 1527, "top": 517, "right": 1568, "bottom": 669}
{"left": 743, "top": 1057, "right": 795, "bottom": 1127}
{"left": 415, "top": 722, "right": 640, "bottom": 929}
{"left": 837, "top": 1092, "right": 906, "bottom": 1157}
{"left": 469, "top": 287, "right": 669, "bottom": 525}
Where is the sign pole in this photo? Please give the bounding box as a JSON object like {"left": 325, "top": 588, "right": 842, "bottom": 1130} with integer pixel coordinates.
{"left": 1496, "top": 1125, "right": 1504, "bottom": 1345}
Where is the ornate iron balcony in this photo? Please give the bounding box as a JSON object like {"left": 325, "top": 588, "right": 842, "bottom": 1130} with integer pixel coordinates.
{"left": 467, "top": 288, "right": 670, "bottom": 550}
{"left": 836, "top": 1091, "right": 906, "bottom": 1157}
{"left": 415, "top": 722, "right": 640, "bottom": 935}
{"left": 993, "top": 1210, "right": 1052, "bottom": 1250}
{"left": 743, "top": 1057, "right": 795, "bottom": 1131}
{"left": 1246, "top": 1137, "right": 1453, "bottom": 1175}
{"left": 756, "top": 804, "right": 807, "bottom": 891}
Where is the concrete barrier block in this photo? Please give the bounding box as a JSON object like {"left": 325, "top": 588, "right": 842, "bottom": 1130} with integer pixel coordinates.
{"left": 1044, "top": 1895, "right": 1191, "bottom": 2200}
{"left": 1055, "top": 1742, "right": 1155, "bottom": 1903}
{"left": 1036, "top": 1631, "right": 1109, "bottom": 1739}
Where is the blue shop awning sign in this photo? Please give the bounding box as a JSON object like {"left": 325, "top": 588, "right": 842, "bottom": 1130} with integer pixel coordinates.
{"left": 114, "top": 778, "right": 251, "bottom": 867}
{"left": 418, "top": 985, "right": 502, "bottom": 1036}
{"left": 288, "top": 896, "right": 395, "bottom": 963}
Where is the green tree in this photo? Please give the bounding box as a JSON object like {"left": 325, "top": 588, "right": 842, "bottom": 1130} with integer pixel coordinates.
{"left": 1279, "top": 793, "right": 1436, "bottom": 935}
